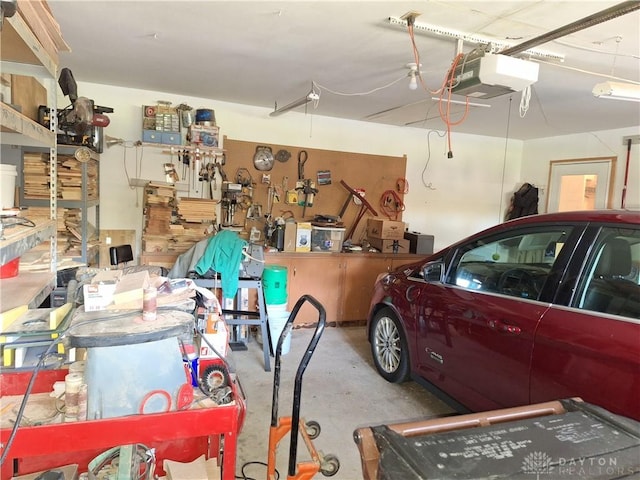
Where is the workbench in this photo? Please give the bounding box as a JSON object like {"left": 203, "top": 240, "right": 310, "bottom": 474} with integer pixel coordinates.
{"left": 0, "top": 368, "right": 246, "bottom": 479}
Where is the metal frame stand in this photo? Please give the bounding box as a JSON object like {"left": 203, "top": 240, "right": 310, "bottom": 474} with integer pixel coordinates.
{"left": 193, "top": 277, "right": 271, "bottom": 372}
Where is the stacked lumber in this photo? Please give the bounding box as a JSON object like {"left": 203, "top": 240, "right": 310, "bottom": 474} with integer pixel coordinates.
{"left": 23, "top": 152, "right": 50, "bottom": 199}
{"left": 147, "top": 182, "right": 176, "bottom": 200}
{"left": 144, "top": 205, "right": 173, "bottom": 235}
{"left": 24, "top": 206, "right": 97, "bottom": 258}
{"left": 63, "top": 209, "right": 97, "bottom": 256}
{"left": 23, "top": 153, "right": 99, "bottom": 201}
{"left": 58, "top": 154, "right": 98, "bottom": 200}
{"left": 141, "top": 185, "right": 215, "bottom": 256}
{"left": 16, "top": 0, "right": 70, "bottom": 64}
{"left": 171, "top": 223, "right": 212, "bottom": 252}
{"left": 177, "top": 198, "right": 219, "bottom": 223}
{"left": 24, "top": 206, "right": 66, "bottom": 233}
{"left": 143, "top": 183, "right": 175, "bottom": 236}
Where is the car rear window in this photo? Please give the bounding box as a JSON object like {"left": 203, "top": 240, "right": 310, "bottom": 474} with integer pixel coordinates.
{"left": 575, "top": 227, "right": 640, "bottom": 319}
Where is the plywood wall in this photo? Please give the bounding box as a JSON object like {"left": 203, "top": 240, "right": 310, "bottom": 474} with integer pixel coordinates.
{"left": 99, "top": 229, "right": 136, "bottom": 268}
{"left": 223, "top": 137, "right": 407, "bottom": 243}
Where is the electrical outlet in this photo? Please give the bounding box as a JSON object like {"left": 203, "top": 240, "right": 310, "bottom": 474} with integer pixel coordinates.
{"left": 400, "top": 10, "right": 421, "bottom": 22}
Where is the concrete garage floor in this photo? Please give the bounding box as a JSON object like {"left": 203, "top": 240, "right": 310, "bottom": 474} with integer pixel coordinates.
{"left": 230, "top": 324, "right": 454, "bottom": 480}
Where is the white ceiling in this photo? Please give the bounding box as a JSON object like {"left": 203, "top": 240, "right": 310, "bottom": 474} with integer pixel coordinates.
{"left": 48, "top": 1, "right": 640, "bottom": 140}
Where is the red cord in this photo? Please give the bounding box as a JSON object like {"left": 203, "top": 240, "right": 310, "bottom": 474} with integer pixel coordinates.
{"left": 380, "top": 190, "right": 405, "bottom": 220}
{"left": 406, "top": 19, "right": 470, "bottom": 155}
{"left": 438, "top": 53, "right": 471, "bottom": 156}
{"left": 396, "top": 178, "right": 409, "bottom": 194}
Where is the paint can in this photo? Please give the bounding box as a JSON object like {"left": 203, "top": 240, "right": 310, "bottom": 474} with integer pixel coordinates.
{"left": 77, "top": 383, "right": 88, "bottom": 421}
{"left": 142, "top": 287, "right": 157, "bottom": 321}
{"left": 64, "top": 372, "right": 83, "bottom": 421}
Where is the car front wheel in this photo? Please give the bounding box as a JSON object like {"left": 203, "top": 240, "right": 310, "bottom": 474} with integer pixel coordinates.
{"left": 370, "top": 307, "right": 410, "bottom": 383}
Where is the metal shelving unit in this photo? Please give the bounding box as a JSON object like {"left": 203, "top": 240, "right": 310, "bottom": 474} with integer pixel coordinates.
{"left": 19, "top": 145, "right": 101, "bottom": 265}
{"left": 1, "top": 11, "right": 59, "bottom": 312}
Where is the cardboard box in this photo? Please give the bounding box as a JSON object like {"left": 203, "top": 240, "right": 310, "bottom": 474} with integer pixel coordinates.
{"left": 82, "top": 270, "right": 150, "bottom": 311}
{"left": 83, "top": 282, "right": 117, "bottom": 311}
{"left": 164, "top": 454, "right": 219, "bottom": 480}
{"left": 198, "top": 320, "right": 229, "bottom": 359}
{"left": 368, "top": 237, "right": 410, "bottom": 254}
{"left": 367, "top": 219, "right": 406, "bottom": 240}
{"left": 283, "top": 221, "right": 297, "bottom": 252}
{"left": 189, "top": 125, "right": 219, "bottom": 146}
{"left": 404, "top": 231, "right": 435, "bottom": 255}
{"left": 295, "top": 222, "right": 312, "bottom": 252}
{"left": 112, "top": 270, "right": 150, "bottom": 306}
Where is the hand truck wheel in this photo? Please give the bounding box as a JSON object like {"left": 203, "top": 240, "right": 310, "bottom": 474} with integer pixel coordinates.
{"left": 305, "top": 420, "right": 321, "bottom": 439}
{"left": 320, "top": 453, "right": 340, "bottom": 477}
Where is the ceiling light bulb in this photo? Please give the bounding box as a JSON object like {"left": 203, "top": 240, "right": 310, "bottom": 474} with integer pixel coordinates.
{"left": 408, "top": 71, "right": 418, "bottom": 90}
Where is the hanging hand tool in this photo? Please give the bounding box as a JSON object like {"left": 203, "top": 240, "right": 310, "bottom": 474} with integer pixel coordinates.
{"left": 300, "top": 179, "right": 318, "bottom": 218}
{"left": 294, "top": 150, "right": 318, "bottom": 217}
{"left": 192, "top": 149, "right": 200, "bottom": 191}
{"left": 215, "top": 154, "right": 228, "bottom": 182}
{"left": 182, "top": 150, "right": 189, "bottom": 180}
{"left": 206, "top": 154, "right": 216, "bottom": 199}
{"left": 295, "top": 150, "right": 306, "bottom": 204}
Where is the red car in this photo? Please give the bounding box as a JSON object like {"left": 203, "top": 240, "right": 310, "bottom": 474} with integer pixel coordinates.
{"left": 367, "top": 210, "right": 640, "bottom": 420}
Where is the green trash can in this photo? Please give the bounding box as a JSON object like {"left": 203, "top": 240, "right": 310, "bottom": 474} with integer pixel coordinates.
{"left": 262, "top": 265, "right": 288, "bottom": 304}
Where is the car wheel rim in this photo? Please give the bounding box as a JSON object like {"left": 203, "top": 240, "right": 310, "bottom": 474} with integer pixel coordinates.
{"left": 374, "top": 316, "right": 401, "bottom": 374}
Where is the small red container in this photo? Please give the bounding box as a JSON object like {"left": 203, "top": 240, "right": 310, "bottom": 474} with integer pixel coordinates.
{"left": 0, "top": 257, "right": 19, "bottom": 279}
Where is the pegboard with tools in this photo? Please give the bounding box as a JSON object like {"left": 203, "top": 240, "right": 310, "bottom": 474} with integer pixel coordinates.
{"left": 222, "top": 137, "right": 407, "bottom": 245}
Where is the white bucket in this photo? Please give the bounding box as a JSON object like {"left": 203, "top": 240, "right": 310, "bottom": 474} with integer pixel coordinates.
{"left": 266, "top": 302, "right": 288, "bottom": 315}
{"left": 268, "top": 311, "right": 292, "bottom": 355}
{"left": 0, "top": 164, "right": 17, "bottom": 210}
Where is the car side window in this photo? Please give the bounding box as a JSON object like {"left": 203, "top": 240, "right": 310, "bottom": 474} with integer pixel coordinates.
{"left": 576, "top": 227, "right": 640, "bottom": 319}
{"left": 447, "top": 227, "right": 572, "bottom": 300}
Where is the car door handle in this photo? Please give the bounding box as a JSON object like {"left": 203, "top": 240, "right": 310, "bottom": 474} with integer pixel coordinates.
{"left": 487, "top": 319, "right": 522, "bottom": 334}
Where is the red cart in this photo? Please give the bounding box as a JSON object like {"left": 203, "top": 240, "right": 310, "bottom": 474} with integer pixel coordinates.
{"left": 0, "top": 366, "right": 246, "bottom": 479}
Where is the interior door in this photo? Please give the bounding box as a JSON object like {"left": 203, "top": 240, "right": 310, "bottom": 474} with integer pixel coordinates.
{"left": 547, "top": 157, "right": 615, "bottom": 212}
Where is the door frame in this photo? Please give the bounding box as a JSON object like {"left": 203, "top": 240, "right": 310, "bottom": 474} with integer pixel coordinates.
{"left": 546, "top": 156, "right": 616, "bottom": 212}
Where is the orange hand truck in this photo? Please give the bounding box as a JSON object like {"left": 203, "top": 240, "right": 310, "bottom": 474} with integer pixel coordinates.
{"left": 266, "top": 294, "right": 340, "bottom": 480}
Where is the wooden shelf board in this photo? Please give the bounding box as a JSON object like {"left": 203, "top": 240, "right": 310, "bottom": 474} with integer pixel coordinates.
{"left": 1, "top": 13, "right": 57, "bottom": 76}
{"left": 0, "top": 271, "right": 55, "bottom": 312}
{"left": 1, "top": 103, "right": 54, "bottom": 147}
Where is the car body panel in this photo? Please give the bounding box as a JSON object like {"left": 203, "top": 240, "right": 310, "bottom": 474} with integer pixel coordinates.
{"left": 367, "top": 209, "right": 640, "bottom": 421}
{"left": 530, "top": 305, "right": 640, "bottom": 418}
{"left": 415, "top": 285, "right": 549, "bottom": 412}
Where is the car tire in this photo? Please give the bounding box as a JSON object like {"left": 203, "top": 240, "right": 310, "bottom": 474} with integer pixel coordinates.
{"left": 370, "top": 307, "right": 410, "bottom": 383}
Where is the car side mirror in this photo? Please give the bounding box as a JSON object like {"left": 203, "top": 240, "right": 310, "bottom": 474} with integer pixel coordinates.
{"left": 422, "top": 261, "right": 443, "bottom": 282}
